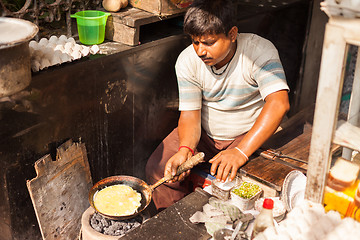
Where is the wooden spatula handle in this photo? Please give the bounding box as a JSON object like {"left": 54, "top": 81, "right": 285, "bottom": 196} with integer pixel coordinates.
{"left": 151, "top": 152, "right": 205, "bottom": 190}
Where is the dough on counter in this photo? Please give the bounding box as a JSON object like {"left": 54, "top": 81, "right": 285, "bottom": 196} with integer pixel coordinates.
{"left": 93, "top": 184, "right": 142, "bottom": 216}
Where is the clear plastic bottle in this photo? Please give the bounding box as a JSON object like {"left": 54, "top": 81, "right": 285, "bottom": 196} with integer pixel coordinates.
{"left": 251, "top": 198, "right": 275, "bottom": 239}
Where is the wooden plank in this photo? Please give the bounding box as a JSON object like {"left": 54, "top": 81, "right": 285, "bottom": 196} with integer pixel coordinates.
{"left": 128, "top": 0, "right": 187, "bottom": 16}
{"left": 106, "top": 17, "right": 139, "bottom": 46}
{"left": 329, "top": 17, "right": 360, "bottom": 46}
{"left": 240, "top": 157, "right": 298, "bottom": 192}
{"left": 27, "top": 140, "right": 92, "bottom": 240}
{"left": 109, "top": 7, "right": 165, "bottom": 27}
{"left": 305, "top": 20, "right": 347, "bottom": 203}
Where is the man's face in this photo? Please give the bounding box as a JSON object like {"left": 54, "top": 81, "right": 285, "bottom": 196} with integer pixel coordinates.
{"left": 191, "top": 32, "right": 233, "bottom": 67}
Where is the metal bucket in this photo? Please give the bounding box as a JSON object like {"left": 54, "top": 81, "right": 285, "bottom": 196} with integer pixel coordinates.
{"left": 0, "top": 17, "right": 38, "bottom": 97}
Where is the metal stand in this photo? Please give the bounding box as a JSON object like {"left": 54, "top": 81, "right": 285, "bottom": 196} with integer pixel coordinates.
{"left": 305, "top": 16, "right": 360, "bottom": 203}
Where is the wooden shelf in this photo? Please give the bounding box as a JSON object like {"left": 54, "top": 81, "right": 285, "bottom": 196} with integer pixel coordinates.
{"left": 333, "top": 120, "right": 360, "bottom": 152}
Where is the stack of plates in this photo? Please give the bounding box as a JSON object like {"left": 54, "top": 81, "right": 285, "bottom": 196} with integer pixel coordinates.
{"left": 281, "top": 170, "right": 307, "bottom": 212}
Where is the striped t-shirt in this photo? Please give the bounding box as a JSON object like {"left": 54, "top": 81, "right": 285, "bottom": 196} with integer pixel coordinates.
{"left": 175, "top": 33, "right": 289, "bottom": 140}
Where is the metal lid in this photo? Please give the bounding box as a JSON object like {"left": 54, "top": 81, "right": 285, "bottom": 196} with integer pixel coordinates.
{"left": 0, "top": 17, "right": 38, "bottom": 49}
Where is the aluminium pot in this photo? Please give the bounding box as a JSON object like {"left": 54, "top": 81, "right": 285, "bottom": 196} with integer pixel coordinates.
{"left": 0, "top": 17, "right": 38, "bottom": 98}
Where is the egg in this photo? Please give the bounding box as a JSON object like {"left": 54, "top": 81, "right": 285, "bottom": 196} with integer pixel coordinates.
{"left": 67, "top": 37, "right": 76, "bottom": 44}
{"left": 38, "top": 38, "right": 49, "bottom": 46}
{"left": 49, "top": 35, "right": 58, "bottom": 43}
{"left": 103, "top": 0, "right": 122, "bottom": 12}
{"left": 31, "top": 60, "right": 41, "bottom": 72}
{"left": 54, "top": 44, "right": 65, "bottom": 52}
{"left": 81, "top": 47, "right": 90, "bottom": 56}
{"left": 29, "top": 40, "right": 39, "bottom": 50}
{"left": 47, "top": 42, "right": 56, "bottom": 50}
{"left": 90, "top": 45, "right": 100, "bottom": 54}
{"left": 58, "top": 35, "right": 68, "bottom": 43}
{"left": 71, "top": 50, "right": 82, "bottom": 60}
{"left": 50, "top": 56, "right": 61, "bottom": 66}
{"left": 29, "top": 35, "right": 102, "bottom": 71}
{"left": 72, "top": 44, "right": 83, "bottom": 52}
{"left": 43, "top": 47, "right": 55, "bottom": 59}
{"left": 39, "top": 58, "right": 51, "bottom": 70}
{"left": 60, "top": 53, "right": 72, "bottom": 63}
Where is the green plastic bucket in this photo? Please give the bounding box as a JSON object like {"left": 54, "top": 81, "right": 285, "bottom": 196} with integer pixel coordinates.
{"left": 71, "top": 10, "right": 111, "bottom": 45}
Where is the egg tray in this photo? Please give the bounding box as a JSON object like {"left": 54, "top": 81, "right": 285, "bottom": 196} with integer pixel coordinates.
{"left": 29, "top": 35, "right": 100, "bottom": 72}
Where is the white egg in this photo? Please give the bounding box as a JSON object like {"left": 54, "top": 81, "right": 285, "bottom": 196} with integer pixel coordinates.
{"left": 90, "top": 45, "right": 100, "bottom": 54}
{"left": 49, "top": 35, "right": 58, "bottom": 43}
{"left": 29, "top": 40, "right": 39, "bottom": 50}
{"left": 46, "top": 42, "right": 56, "bottom": 50}
{"left": 33, "top": 49, "right": 44, "bottom": 60}
{"left": 81, "top": 47, "right": 90, "bottom": 56}
{"left": 39, "top": 38, "right": 49, "bottom": 46}
{"left": 72, "top": 44, "right": 83, "bottom": 52}
{"left": 71, "top": 50, "right": 82, "bottom": 60}
{"left": 31, "top": 60, "right": 41, "bottom": 72}
{"left": 67, "top": 37, "right": 76, "bottom": 44}
{"left": 29, "top": 47, "right": 35, "bottom": 56}
{"left": 64, "top": 41, "right": 74, "bottom": 50}
{"left": 50, "top": 56, "right": 61, "bottom": 66}
{"left": 50, "top": 50, "right": 63, "bottom": 65}
{"left": 39, "top": 58, "right": 51, "bottom": 70}
{"left": 60, "top": 53, "right": 72, "bottom": 63}
{"left": 59, "top": 35, "right": 68, "bottom": 43}
{"left": 54, "top": 44, "right": 65, "bottom": 52}
{"left": 43, "top": 47, "right": 54, "bottom": 59}
{"left": 52, "top": 50, "right": 63, "bottom": 65}
{"left": 64, "top": 48, "right": 72, "bottom": 55}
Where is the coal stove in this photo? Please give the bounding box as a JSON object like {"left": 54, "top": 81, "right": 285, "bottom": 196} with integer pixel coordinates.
{"left": 81, "top": 207, "right": 150, "bottom": 240}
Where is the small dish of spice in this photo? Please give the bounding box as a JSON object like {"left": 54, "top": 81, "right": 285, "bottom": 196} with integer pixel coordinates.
{"left": 230, "top": 181, "right": 263, "bottom": 210}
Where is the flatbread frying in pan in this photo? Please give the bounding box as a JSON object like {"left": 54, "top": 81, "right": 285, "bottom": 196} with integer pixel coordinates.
{"left": 93, "top": 184, "right": 142, "bottom": 216}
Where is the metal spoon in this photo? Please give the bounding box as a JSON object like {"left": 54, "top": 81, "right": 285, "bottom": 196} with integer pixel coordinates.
{"left": 230, "top": 220, "right": 242, "bottom": 240}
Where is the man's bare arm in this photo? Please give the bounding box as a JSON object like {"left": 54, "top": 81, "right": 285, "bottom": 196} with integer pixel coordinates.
{"left": 210, "top": 90, "right": 290, "bottom": 181}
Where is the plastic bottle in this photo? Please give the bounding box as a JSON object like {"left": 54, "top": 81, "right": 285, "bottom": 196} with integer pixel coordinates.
{"left": 251, "top": 198, "right": 275, "bottom": 239}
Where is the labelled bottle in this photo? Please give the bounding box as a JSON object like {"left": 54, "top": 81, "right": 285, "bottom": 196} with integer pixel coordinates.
{"left": 251, "top": 198, "right": 275, "bottom": 239}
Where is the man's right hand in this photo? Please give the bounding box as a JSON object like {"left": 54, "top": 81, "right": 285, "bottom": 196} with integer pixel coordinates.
{"left": 164, "top": 150, "right": 192, "bottom": 183}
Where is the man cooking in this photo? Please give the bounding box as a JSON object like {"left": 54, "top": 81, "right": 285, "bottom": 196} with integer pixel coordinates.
{"left": 146, "top": 0, "right": 290, "bottom": 211}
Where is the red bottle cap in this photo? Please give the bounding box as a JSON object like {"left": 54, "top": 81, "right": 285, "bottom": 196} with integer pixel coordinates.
{"left": 263, "top": 198, "right": 274, "bottom": 209}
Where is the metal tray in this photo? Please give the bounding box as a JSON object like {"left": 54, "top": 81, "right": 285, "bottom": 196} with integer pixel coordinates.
{"left": 281, "top": 170, "right": 306, "bottom": 212}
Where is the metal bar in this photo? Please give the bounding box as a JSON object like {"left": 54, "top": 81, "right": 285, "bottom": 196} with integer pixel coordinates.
{"left": 265, "top": 148, "right": 308, "bottom": 164}
{"left": 256, "top": 149, "right": 307, "bottom": 174}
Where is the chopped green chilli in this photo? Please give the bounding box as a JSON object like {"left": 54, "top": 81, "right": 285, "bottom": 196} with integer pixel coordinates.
{"left": 232, "top": 182, "right": 261, "bottom": 199}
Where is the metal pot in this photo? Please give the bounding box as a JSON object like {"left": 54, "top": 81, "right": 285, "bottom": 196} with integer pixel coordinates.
{"left": 0, "top": 17, "right": 38, "bottom": 98}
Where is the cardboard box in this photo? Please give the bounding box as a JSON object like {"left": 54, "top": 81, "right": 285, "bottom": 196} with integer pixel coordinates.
{"left": 324, "top": 180, "right": 360, "bottom": 222}
{"left": 187, "top": 168, "right": 215, "bottom": 192}
{"left": 129, "top": 0, "right": 192, "bottom": 16}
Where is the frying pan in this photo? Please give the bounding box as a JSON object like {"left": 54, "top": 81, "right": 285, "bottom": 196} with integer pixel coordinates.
{"left": 89, "top": 152, "right": 205, "bottom": 220}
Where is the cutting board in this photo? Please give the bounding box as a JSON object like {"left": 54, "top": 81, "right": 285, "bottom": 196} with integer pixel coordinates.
{"left": 27, "top": 140, "right": 92, "bottom": 240}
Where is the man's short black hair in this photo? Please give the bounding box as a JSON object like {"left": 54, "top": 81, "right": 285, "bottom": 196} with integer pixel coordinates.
{"left": 183, "top": 0, "right": 236, "bottom": 37}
